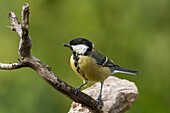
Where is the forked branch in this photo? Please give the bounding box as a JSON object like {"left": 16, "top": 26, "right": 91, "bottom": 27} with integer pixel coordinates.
{"left": 2, "top": 3, "right": 102, "bottom": 113}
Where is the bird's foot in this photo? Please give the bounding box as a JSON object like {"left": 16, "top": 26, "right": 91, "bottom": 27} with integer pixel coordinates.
{"left": 97, "top": 97, "right": 102, "bottom": 103}
{"left": 75, "top": 82, "right": 88, "bottom": 94}
{"left": 96, "top": 97, "right": 103, "bottom": 105}
{"left": 75, "top": 87, "right": 81, "bottom": 94}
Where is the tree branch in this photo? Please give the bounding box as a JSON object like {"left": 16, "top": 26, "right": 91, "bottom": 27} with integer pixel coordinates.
{"left": 4, "top": 3, "right": 102, "bottom": 112}
{"left": 8, "top": 12, "right": 22, "bottom": 37}
{"left": 22, "top": 3, "right": 29, "bottom": 34}
{"left": 8, "top": 3, "right": 32, "bottom": 57}
{"left": 0, "top": 3, "right": 138, "bottom": 113}
{"left": 0, "top": 62, "right": 27, "bottom": 70}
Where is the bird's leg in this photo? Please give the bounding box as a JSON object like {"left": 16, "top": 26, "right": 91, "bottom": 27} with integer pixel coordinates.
{"left": 97, "top": 82, "right": 104, "bottom": 103}
{"left": 75, "top": 81, "right": 88, "bottom": 94}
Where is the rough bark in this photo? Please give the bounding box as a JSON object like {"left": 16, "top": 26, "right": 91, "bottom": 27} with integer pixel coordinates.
{"left": 0, "top": 3, "right": 138, "bottom": 113}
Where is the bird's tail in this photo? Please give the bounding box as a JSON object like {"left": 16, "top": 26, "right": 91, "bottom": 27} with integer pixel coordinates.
{"left": 111, "top": 66, "right": 139, "bottom": 75}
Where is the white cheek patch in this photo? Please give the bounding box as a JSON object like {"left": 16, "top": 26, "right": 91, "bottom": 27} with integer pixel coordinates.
{"left": 72, "top": 44, "right": 89, "bottom": 54}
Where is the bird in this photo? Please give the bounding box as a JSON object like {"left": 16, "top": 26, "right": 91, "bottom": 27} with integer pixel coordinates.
{"left": 63, "top": 38, "right": 138, "bottom": 103}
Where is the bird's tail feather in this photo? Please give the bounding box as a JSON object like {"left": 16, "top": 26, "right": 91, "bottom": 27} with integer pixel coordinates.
{"left": 111, "top": 67, "right": 138, "bottom": 75}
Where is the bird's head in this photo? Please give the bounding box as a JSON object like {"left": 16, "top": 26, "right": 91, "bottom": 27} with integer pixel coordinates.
{"left": 63, "top": 38, "right": 94, "bottom": 55}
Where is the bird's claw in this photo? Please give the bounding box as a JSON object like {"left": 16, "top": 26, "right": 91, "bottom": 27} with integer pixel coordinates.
{"left": 75, "top": 87, "right": 81, "bottom": 94}
{"left": 96, "top": 97, "right": 103, "bottom": 105}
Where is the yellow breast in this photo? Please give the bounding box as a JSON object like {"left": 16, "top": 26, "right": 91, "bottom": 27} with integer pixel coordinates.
{"left": 70, "top": 55, "right": 111, "bottom": 83}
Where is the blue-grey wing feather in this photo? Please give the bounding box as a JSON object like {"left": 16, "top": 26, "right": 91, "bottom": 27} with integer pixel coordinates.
{"left": 91, "top": 48, "right": 138, "bottom": 75}
{"left": 91, "top": 49, "right": 116, "bottom": 73}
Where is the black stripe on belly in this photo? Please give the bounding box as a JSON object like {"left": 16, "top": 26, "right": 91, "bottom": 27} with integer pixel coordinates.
{"left": 73, "top": 54, "right": 88, "bottom": 81}
{"left": 73, "top": 54, "right": 79, "bottom": 68}
{"left": 76, "top": 67, "right": 80, "bottom": 73}
{"left": 73, "top": 54, "right": 81, "bottom": 74}
{"left": 83, "top": 73, "right": 88, "bottom": 81}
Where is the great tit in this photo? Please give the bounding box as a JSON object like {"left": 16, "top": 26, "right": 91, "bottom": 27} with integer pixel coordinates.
{"left": 63, "top": 38, "right": 138, "bottom": 103}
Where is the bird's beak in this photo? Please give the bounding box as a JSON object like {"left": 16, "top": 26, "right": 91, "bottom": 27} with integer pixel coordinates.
{"left": 63, "top": 43, "right": 70, "bottom": 47}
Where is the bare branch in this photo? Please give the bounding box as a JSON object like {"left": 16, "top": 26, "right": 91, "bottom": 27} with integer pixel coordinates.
{"left": 0, "top": 62, "right": 27, "bottom": 70}
{"left": 6, "top": 3, "right": 103, "bottom": 112}
{"left": 8, "top": 12, "right": 22, "bottom": 37}
{"left": 21, "top": 3, "right": 29, "bottom": 40}
{"left": 8, "top": 4, "right": 31, "bottom": 57}
{"left": 19, "top": 3, "right": 31, "bottom": 57}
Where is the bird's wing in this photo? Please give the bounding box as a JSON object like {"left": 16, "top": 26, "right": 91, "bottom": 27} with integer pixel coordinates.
{"left": 91, "top": 49, "right": 138, "bottom": 75}
{"left": 91, "top": 50, "right": 122, "bottom": 74}
{"left": 91, "top": 49, "right": 116, "bottom": 67}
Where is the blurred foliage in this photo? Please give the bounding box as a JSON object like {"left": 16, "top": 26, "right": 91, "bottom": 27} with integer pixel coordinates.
{"left": 0, "top": 0, "right": 170, "bottom": 113}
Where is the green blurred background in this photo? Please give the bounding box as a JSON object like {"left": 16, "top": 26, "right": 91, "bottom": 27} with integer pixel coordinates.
{"left": 0, "top": 0, "right": 170, "bottom": 113}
